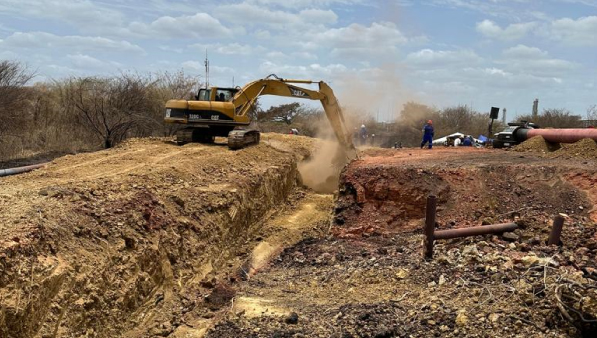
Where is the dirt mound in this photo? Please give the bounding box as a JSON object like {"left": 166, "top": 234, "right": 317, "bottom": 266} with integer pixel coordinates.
{"left": 550, "top": 138, "right": 597, "bottom": 160}
{"left": 0, "top": 134, "right": 319, "bottom": 338}
{"left": 335, "top": 147, "right": 595, "bottom": 237}
{"left": 513, "top": 135, "right": 560, "bottom": 153}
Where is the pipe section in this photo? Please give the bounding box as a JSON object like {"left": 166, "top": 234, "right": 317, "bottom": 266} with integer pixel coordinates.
{"left": 0, "top": 163, "right": 47, "bottom": 177}
{"left": 520, "top": 128, "right": 597, "bottom": 143}
{"left": 434, "top": 223, "right": 518, "bottom": 240}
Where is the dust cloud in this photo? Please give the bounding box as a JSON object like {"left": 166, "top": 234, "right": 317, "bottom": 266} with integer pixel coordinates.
{"left": 298, "top": 114, "right": 351, "bottom": 194}
{"left": 298, "top": 139, "right": 344, "bottom": 193}
{"left": 298, "top": 62, "right": 423, "bottom": 193}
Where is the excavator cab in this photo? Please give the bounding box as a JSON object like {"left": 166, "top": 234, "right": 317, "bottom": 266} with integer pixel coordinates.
{"left": 196, "top": 88, "right": 237, "bottom": 102}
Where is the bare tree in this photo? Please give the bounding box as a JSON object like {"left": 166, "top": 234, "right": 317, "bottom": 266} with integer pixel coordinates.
{"left": 0, "top": 60, "right": 34, "bottom": 139}
{"left": 258, "top": 102, "right": 303, "bottom": 124}
{"left": 151, "top": 71, "right": 200, "bottom": 136}
{"left": 587, "top": 105, "right": 597, "bottom": 120}
{"left": 61, "top": 74, "right": 157, "bottom": 148}
{"left": 519, "top": 108, "right": 582, "bottom": 128}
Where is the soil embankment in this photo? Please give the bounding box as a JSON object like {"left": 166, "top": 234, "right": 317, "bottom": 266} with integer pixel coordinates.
{"left": 0, "top": 134, "right": 321, "bottom": 338}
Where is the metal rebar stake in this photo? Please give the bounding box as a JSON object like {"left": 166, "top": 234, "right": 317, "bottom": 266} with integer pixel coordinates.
{"left": 548, "top": 214, "right": 565, "bottom": 246}
{"left": 424, "top": 195, "right": 437, "bottom": 259}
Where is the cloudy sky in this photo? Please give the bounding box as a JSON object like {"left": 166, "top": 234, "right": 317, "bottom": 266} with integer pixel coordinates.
{"left": 0, "top": 0, "right": 595, "bottom": 121}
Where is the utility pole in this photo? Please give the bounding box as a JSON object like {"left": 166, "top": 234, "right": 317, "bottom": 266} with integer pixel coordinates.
{"left": 204, "top": 49, "right": 210, "bottom": 88}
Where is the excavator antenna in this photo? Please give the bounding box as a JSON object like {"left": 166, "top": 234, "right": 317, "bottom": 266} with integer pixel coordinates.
{"left": 204, "top": 49, "right": 210, "bottom": 88}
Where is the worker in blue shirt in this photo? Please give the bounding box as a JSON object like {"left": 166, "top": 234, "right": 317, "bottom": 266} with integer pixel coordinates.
{"left": 420, "top": 120, "right": 434, "bottom": 149}
{"left": 462, "top": 136, "right": 473, "bottom": 146}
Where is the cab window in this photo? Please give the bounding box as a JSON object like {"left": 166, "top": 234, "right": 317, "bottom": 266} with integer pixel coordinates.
{"left": 197, "top": 89, "right": 211, "bottom": 101}
{"left": 215, "top": 89, "right": 233, "bottom": 102}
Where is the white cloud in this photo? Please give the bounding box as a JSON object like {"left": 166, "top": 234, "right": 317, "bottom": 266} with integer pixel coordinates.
{"left": 214, "top": 3, "right": 337, "bottom": 28}
{"left": 253, "top": 30, "right": 271, "bottom": 39}
{"left": 405, "top": 49, "right": 483, "bottom": 67}
{"left": 128, "top": 13, "right": 232, "bottom": 39}
{"left": 0, "top": 32, "right": 145, "bottom": 54}
{"left": 546, "top": 16, "right": 597, "bottom": 46}
{"left": 66, "top": 54, "right": 122, "bottom": 70}
{"left": 499, "top": 44, "right": 579, "bottom": 77}
{"left": 258, "top": 61, "right": 349, "bottom": 79}
{"left": 266, "top": 51, "right": 288, "bottom": 59}
{"left": 0, "top": 0, "right": 124, "bottom": 33}
{"left": 0, "top": 50, "right": 18, "bottom": 60}
{"left": 189, "top": 43, "right": 266, "bottom": 56}
{"left": 502, "top": 44, "right": 548, "bottom": 59}
{"left": 299, "top": 9, "right": 338, "bottom": 25}
{"left": 315, "top": 22, "right": 408, "bottom": 58}
{"left": 476, "top": 19, "right": 537, "bottom": 41}
{"left": 245, "top": 0, "right": 361, "bottom": 9}
{"left": 293, "top": 51, "right": 318, "bottom": 60}
{"left": 182, "top": 61, "right": 234, "bottom": 74}
{"left": 158, "top": 45, "right": 183, "bottom": 54}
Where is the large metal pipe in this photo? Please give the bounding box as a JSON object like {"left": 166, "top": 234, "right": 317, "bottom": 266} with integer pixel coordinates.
{"left": 434, "top": 223, "right": 518, "bottom": 240}
{"left": 0, "top": 163, "right": 47, "bottom": 177}
{"left": 517, "top": 128, "right": 597, "bottom": 143}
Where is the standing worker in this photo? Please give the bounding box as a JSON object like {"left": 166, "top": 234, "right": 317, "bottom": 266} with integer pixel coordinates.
{"left": 421, "top": 120, "right": 434, "bottom": 149}
{"left": 359, "top": 124, "right": 367, "bottom": 146}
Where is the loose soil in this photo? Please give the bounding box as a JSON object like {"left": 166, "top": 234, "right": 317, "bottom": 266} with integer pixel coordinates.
{"left": 1, "top": 140, "right": 596, "bottom": 338}
{"left": 550, "top": 139, "right": 597, "bottom": 160}
{"left": 514, "top": 137, "right": 597, "bottom": 161}
{"left": 208, "top": 147, "right": 597, "bottom": 338}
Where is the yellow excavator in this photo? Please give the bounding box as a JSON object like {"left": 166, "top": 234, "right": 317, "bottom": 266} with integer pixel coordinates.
{"left": 164, "top": 74, "right": 356, "bottom": 158}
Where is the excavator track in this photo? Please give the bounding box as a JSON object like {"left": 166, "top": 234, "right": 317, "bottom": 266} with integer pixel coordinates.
{"left": 176, "top": 127, "right": 215, "bottom": 145}
{"left": 228, "top": 129, "right": 260, "bottom": 150}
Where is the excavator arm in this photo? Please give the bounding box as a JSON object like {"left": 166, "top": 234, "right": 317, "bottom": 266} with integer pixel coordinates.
{"left": 231, "top": 75, "right": 357, "bottom": 159}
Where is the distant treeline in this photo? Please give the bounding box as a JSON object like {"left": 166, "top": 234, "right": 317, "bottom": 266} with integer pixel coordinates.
{"left": 0, "top": 60, "right": 198, "bottom": 162}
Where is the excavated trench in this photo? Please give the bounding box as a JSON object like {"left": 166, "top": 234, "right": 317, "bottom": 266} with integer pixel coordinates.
{"left": 0, "top": 135, "right": 325, "bottom": 338}
{"left": 204, "top": 148, "right": 597, "bottom": 338}
{"left": 2, "top": 142, "right": 596, "bottom": 338}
